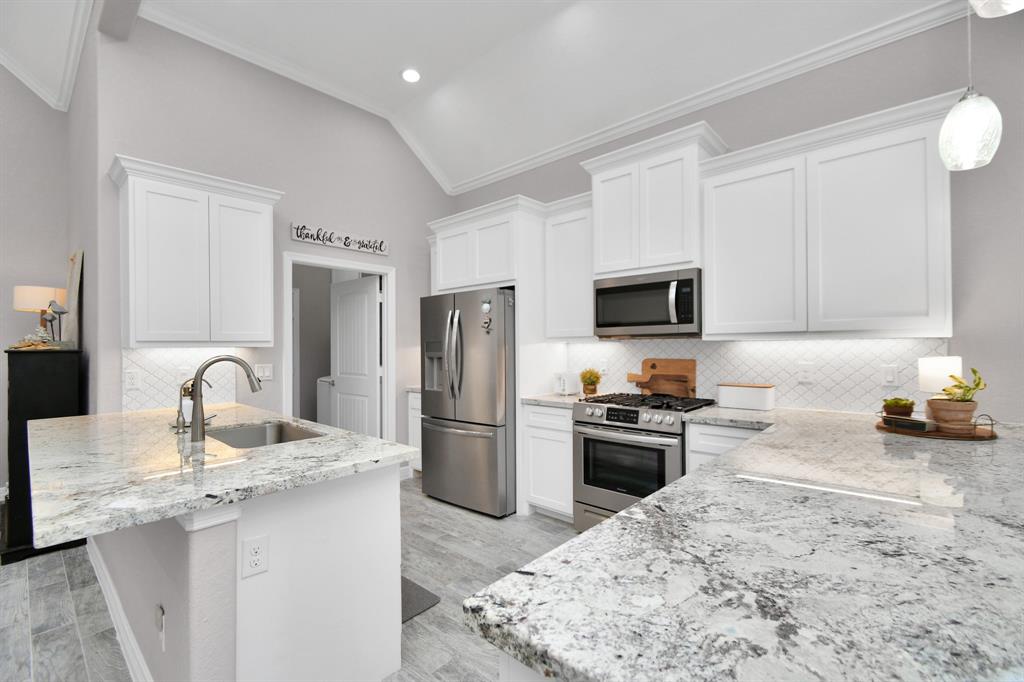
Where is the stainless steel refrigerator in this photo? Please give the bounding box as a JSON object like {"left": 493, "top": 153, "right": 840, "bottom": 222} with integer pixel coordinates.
{"left": 420, "top": 287, "right": 515, "bottom": 517}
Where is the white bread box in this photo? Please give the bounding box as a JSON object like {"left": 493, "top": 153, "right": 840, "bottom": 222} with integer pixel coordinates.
{"left": 717, "top": 383, "right": 775, "bottom": 411}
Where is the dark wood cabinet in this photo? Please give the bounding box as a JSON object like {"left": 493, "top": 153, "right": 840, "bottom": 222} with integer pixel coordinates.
{"left": 2, "top": 349, "right": 85, "bottom": 564}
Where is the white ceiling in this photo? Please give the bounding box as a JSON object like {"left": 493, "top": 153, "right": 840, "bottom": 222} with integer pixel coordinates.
{"left": 0, "top": 0, "right": 92, "bottom": 110}
{"left": 3, "top": 0, "right": 963, "bottom": 193}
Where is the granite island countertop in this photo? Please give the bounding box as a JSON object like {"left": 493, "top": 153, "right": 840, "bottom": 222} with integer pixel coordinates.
{"left": 464, "top": 408, "right": 1024, "bottom": 681}
{"left": 28, "top": 403, "right": 418, "bottom": 548}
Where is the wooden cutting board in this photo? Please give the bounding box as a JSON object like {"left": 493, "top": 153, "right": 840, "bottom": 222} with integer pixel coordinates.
{"left": 626, "top": 358, "right": 697, "bottom": 397}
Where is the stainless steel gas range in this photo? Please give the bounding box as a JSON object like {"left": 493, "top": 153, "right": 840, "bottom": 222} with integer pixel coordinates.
{"left": 572, "top": 393, "right": 715, "bottom": 531}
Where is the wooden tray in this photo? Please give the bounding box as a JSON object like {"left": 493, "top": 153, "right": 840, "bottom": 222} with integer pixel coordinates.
{"left": 626, "top": 358, "right": 696, "bottom": 397}
{"left": 875, "top": 421, "right": 997, "bottom": 441}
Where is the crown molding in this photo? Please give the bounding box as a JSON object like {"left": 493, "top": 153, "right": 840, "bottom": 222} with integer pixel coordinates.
{"left": 428, "top": 194, "right": 547, "bottom": 233}
{"left": 544, "top": 192, "right": 592, "bottom": 216}
{"left": 0, "top": 0, "right": 93, "bottom": 112}
{"left": 701, "top": 89, "right": 963, "bottom": 176}
{"left": 580, "top": 122, "right": 729, "bottom": 175}
{"left": 443, "top": 0, "right": 963, "bottom": 194}
{"left": 108, "top": 154, "right": 285, "bottom": 204}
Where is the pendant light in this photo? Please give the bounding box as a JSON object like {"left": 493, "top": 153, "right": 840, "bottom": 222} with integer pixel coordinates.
{"left": 969, "top": 0, "right": 1024, "bottom": 17}
{"left": 938, "top": 4, "right": 1003, "bottom": 170}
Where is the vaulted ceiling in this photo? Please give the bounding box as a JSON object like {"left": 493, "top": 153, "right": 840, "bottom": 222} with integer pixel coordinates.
{"left": 2, "top": 0, "right": 963, "bottom": 194}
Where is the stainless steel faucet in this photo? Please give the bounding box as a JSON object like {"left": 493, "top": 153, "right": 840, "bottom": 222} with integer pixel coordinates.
{"left": 190, "top": 355, "right": 263, "bottom": 442}
{"left": 174, "top": 377, "right": 211, "bottom": 434}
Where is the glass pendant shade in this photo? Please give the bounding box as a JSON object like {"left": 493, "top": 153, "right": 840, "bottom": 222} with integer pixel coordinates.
{"left": 938, "top": 89, "right": 1003, "bottom": 170}
{"left": 968, "top": 0, "right": 1024, "bottom": 17}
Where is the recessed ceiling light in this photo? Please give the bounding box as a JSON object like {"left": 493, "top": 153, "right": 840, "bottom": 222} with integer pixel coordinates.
{"left": 401, "top": 68, "right": 421, "bottom": 84}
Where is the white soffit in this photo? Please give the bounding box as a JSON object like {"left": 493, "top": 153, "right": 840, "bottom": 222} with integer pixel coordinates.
{"left": 138, "top": 0, "right": 962, "bottom": 195}
{"left": 0, "top": 0, "right": 93, "bottom": 111}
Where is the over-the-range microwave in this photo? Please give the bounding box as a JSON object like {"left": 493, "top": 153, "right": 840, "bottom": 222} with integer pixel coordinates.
{"left": 594, "top": 268, "right": 701, "bottom": 338}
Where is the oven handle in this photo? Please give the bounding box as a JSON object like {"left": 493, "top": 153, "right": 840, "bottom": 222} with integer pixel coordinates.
{"left": 668, "top": 280, "right": 678, "bottom": 324}
{"left": 574, "top": 425, "right": 680, "bottom": 448}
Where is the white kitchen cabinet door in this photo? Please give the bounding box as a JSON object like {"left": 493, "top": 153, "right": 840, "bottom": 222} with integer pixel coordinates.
{"left": 685, "top": 422, "right": 758, "bottom": 475}
{"left": 545, "top": 208, "right": 594, "bottom": 338}
{"left": 592, "top": 165, "right": 639, "bottom": 275}
{"left": 131, "top": 178, "right": 211, "bottom": 343}
{"left": 806, "top": 121, "right": 950, "bottom": 335}
{"left": 435, "top": 228, "right": 473, "bottom": 290}
{"left": 209, "top": 194, "right": 274, "bottom": 343}
{"left": 408, "top": 392, "right": 422, "bottom": 471}
{"left": 703, "top": 157, "right": 807, "bottom": 335}
{"left": 524, "top": 406, "right": 573, "bottom": 516}
{"left": 639, "top": 148, "right": 699, "bottom": 268}
{"left": 473, "top": 217, "right": 515, "bottom": 283}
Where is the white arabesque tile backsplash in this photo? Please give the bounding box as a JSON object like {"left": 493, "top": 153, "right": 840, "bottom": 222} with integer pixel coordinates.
{"left": 567, "top": 337, "right": 948, "bottom": 413}
{"left": 122, "top": 348, "right": 238, "bottom": 411}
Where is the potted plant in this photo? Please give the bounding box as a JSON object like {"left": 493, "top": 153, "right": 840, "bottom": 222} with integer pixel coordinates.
{"left": 882, "top": 397, "right": 915, "bottom": 417}
{"left": 579, "top": 368, "right": 602, "bottom": 396}
{"left": 928, "top": 368, "right": 987, "bottom": 434}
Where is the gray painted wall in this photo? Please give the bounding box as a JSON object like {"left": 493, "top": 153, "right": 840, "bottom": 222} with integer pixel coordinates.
{"left": 293, "top": 265, "right": 332, "bottom": 422}
{"left": 81, "top": 17, "right": 453, "bottom": 442}
{"left": 0, "top": 68, "right": 71, "bottom": 487}
{"left": 453, "top": 15, "right": 1024, "bottom": 422}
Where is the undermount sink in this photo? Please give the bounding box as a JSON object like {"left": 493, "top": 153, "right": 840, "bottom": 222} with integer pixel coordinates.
{"left": 206, "top": 421, "right": 321, "bottom": 449}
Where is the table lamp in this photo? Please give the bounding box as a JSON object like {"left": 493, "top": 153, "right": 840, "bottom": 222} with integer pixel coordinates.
{"left": 918, "top": 356, "right": 962, "bottom": 418}
{"left": 13, "top": 286, "right": 67, "bottom": 327}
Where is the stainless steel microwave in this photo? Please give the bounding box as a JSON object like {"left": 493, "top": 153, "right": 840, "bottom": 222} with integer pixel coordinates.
{"left": 594, "top": 269, "right": 701, "bottom": 338}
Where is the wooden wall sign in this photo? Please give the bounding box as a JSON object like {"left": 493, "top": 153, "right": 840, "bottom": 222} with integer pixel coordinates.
{"left": 290, "top": 223, "right": 389, "bottom": 256}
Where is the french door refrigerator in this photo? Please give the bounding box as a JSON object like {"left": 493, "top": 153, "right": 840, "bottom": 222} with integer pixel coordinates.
{"left": 420, "top": 287, "right": 515, "bottom": 517}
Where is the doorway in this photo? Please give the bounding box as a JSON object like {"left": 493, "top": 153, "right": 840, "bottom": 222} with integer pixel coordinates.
{"left": 282, "top": 252, "right": 396, "bottom": 440}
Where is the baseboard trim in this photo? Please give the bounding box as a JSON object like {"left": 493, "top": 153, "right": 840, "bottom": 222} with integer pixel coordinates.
{"left": 87, "top": 539, "right": 154, "bottom": 682}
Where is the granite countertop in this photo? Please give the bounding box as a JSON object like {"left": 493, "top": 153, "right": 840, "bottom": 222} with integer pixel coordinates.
{"left": 28, "top": 403, "right": 418, "bottom": 548}
{"left": 464, "top": 408, "right": 1024, "bottom": 681}
{"left": 521, "top": 393, "right": 584, "bottom": 409}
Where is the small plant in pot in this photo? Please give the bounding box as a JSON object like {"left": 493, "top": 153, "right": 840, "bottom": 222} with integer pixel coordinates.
{"left": 579, "top": 368, "right": 602, "bottom": 396}
{"left": 929, "top": 368, "right": 987, "bottom": 434}
{"left": 882, "top": 397, "right": 915, "bottom": 417}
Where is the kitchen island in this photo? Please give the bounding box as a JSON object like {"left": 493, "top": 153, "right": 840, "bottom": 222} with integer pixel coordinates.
{"left": 29, "top": 403, "right": 417, "bottom": 682}
{"left": 464, "top": 408, "right": 1024, "bottom": 681}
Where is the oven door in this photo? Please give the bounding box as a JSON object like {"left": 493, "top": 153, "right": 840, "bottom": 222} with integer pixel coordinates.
{"left": 594, "top": 269, "right": 701, "bottom": 337}
{"left": 573, "top": 424, "right": 683, "bottom": 514}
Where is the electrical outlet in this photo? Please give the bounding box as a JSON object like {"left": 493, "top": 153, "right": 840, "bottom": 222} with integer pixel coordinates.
{"left": 255, "top": 364, "right": 273, "bottom": 381}
{"left": 242, "top": 535, "right": 269, "bottom": 578}
{"left": 881, "top": 364, "right": 899, "bottom": 386}
{"left": 796, "top": 362, "right": 816, "bottom": 384}
{"left": 124, "top": 370, "right": 141, "bottom": 391}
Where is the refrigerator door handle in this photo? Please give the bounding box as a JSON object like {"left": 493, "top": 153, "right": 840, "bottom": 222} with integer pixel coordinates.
{"left": 451, "top": 309, "right": 462, "bottom": 399}
{"left": 443, "top": 309, "right": 454, "bottom": 399}
{"left": 422, "top": 421, "right": 494, "bottom": 439}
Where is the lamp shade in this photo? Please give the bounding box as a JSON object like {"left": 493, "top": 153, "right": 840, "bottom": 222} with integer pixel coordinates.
{"left": 938, "top": 89, "right": 1003, "bottom": 170}
{"left": 918, "top": 356, "right": 963, "bottom": 393}
{"left": 969, "top": 0, "right": 1024, "bottom": 17}
{"left": 13, "top": 286, "right": 67, "bottom": 312}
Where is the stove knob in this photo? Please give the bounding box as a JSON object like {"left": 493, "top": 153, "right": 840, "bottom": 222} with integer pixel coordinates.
{"left": 642, "top": 412, "right": 652, "bottom": 423}
{"left": 665, "top": 416, "right": 675, "bottom": 425}
{"left": 585, "top": 407, "right": 594, "bottom": 417}
{"left": 653, "top": 414, "right": 664, "bottom": 424}
{"left": 594, "top": 408, "right": 604, "bottom": 417}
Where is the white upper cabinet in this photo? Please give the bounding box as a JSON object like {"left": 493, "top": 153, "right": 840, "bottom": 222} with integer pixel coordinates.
{"left": 700, "top": 92, "right": 958, "bottom": 338}
{"left": 582, "top": 123, "right": 728, "bottom": 278}
{"left": 544, "top": 195, "right": 593, "bottom": 338}
{"left": 703, "top": 156, "right": 807, "bottom": 335}
{"left": 806, "top": 121, "right": 950, "bottom": 336}
{"left": 110, "top": 155, "right": 283, "bottom": 348}
{"left": 429, "top": 196, "right": 545, "bottom": 292}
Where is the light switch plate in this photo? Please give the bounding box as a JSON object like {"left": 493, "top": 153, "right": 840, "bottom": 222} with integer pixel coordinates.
{"left": 255, "top": 364, "right": 273, "bottom": 381}
{"left": 881, "top": 364, "right": 899, "bottom": 386}
{"left": 796, "top": 362, "right": 816, "bottom": 385}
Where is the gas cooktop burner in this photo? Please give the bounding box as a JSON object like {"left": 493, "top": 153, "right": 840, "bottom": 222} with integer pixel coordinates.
{"left": 583, "top": 393, "right": 716, "bottom": 412}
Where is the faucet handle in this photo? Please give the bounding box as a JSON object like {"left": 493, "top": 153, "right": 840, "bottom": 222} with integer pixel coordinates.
{"left": 180, "top": 377, "right": 212, "bottom": 397}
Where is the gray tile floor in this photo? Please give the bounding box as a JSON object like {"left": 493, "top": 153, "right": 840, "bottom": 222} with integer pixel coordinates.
{"left": 0, "top": 476, "right": 575, "bottom": 682}
{"left": 0, "top": 545, "right": 130, "bottom": 682}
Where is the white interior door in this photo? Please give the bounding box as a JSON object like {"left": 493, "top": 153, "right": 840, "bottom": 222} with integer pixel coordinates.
{"left": 329, "top": 276, "right": 381, "bottom": 436}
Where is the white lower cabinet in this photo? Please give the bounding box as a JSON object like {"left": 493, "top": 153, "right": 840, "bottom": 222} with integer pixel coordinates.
{"left": 523, "top": 405, "right": 573, "bottom": 516}
{"left": 408, "top": 392, "right": 422, "bottom": 471}
{"left": 685, "top": 422, "right": 758, "bottom": 474}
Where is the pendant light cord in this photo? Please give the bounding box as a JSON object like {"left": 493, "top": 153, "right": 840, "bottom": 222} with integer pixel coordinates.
{"left": 967, "top": 2, "right": 974, "bottom": 89}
